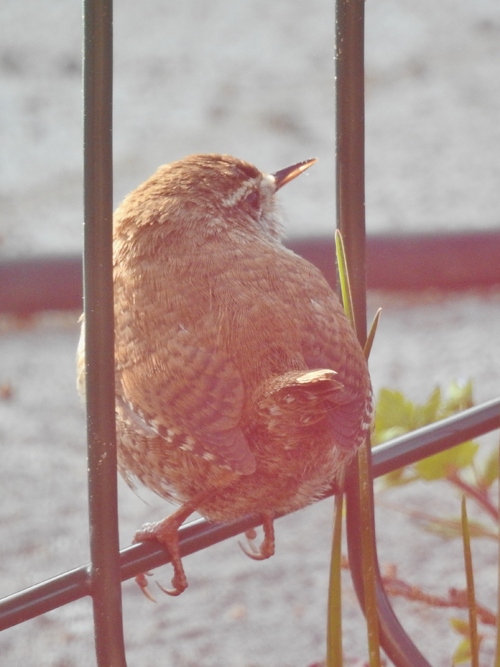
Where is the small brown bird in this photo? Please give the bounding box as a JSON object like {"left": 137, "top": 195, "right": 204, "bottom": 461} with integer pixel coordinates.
{"left": 77, "top": 153, "right": 372, "bottom": 597}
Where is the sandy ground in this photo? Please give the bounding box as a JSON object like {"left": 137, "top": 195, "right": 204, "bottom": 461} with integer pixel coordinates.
{"left": 1, "top": 1, "right": 499, "bottom": 665}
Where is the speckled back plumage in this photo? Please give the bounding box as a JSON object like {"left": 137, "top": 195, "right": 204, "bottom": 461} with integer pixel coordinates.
{"left": 77, "top": 154, "right": 372, "bottom": 594}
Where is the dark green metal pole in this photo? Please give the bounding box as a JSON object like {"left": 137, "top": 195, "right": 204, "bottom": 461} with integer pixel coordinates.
{"left": 335, "top": 0, "right": 367, "bottom": 341}
{"left": 336, "top": 1, "right": 431, "bottom": 664}
{"left": 83, "top": 0, "right": 127, "bottom": 665}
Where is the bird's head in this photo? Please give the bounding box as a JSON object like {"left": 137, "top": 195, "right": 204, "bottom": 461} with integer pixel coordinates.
{"left": 113, "top": 153, "right": 316, "bottom": 249}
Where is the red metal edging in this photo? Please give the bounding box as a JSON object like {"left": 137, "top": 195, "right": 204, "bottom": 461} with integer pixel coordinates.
{"left": 1, "top": 230, "right": 500, "bottom": 315}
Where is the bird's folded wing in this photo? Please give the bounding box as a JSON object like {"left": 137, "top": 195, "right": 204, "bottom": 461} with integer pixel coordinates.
{"left": 118, "top": 329, "right": 256, "bottom": 475}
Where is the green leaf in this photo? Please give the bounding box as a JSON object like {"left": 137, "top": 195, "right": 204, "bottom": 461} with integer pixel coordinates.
{"left": 374, "top": 382, "right": 476, "bottom": 448}
{"left": 451, "top": 621, "right": 483, "bottom": 666}
{"left": 381, "top": 468, "right": 418, "bottom": 488}
{"left": 450, "top": 617, "right": 470, "bottom": 636}
{"left": 413, "top": 386, "right": 441, "bottom": 428}
{"left": 452, "top": 637, "right": 472, "bottom": 664}
{"left": 415, "top": 442, "right": 479, "bottom": 481}
{"left": 374, "top": 389, "right": 415, "bottom": 442}
{"left": 479, "top": 450, "right": 499, "bottom": 489}
{"left": 443, "top": 380, "right": 474, "bottom": 416}
{"left": 375, "top": 425, "right": 409, "bottom": 445}
{"left": 452, "top": 441, "right": 480, "bottom": 469}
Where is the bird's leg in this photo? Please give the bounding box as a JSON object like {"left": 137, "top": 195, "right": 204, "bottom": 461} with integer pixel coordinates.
{"left": 133, "top": 490, "right": 212, "bottom": 599}
{"left": 239, "top": 511, "right": 275, "bottom": 561}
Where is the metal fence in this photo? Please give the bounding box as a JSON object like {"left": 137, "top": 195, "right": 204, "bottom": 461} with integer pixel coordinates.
{"left": 0, "top": 1, "right": 499, "bottom": 666}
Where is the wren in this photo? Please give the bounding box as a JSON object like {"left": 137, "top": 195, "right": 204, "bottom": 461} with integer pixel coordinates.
{"left": 77, "top": 153, "right": 372, "bottom": 597}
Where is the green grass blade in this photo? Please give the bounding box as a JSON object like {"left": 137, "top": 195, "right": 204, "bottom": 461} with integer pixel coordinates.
{"left": 326, "top": 493, "right": 344, "bottom": 667}
{"left": 335, "top": 228, "right": 381, "bottom": 666}
{"left": 335, "top": 230, "right": 356, "bottom": 330}
{"left": 364, "top": 308, "right": 381, "bottom": 361}
{"left": 462, "top": 496, "right": 479, "bottom": 667}
{"left": 358, "top": 441, "right": 382, "bottom": 667}
{"left": 495, "top": 444, "right": 500, "bottom": 667}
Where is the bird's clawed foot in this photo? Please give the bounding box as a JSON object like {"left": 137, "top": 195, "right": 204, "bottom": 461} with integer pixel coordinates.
{"left": 135, "top": 571, "right": 159, "bottom": 602}
{"left": 239, "top": 512, "right": 275, "bottom": 561}
{"left": 132, "top": 494, "right": 209, "bottom": 600}
{"left": 133, "top": 517, "right": 189, "bottom": 599}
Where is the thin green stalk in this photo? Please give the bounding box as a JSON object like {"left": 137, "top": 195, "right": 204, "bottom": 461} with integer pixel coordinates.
{"left": 358, "top": 442, "right": 382, "bottom": 667}
{"left": 364, "top": 309, "right": 382, "bottom": 361}
{"left": 461, "top": 496, "right": 479, "bottom": 667}
{"left": 448, "top": 470, "right": 498, "bottom": 522}
{"left": 356, "top": 307, "right": 382, "bottom": 665}
{"left": 494, "top": 444, "right": 500, "bottom": 667}
{"left": 325, "top": 229, "right": 353, "bottom": 667}
{"left": 335, "top": 230, "right": 356, "bottom": 332}
{"left": 326, "top": 493, "right": 344, "bottom": 667}
{"left": 334, "top": 230, "right": 381, "bottom": 667}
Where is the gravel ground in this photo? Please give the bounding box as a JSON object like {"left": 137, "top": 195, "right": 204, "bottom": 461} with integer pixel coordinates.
{"left": 1, "top": 1, "right": 499, "bottom": 665}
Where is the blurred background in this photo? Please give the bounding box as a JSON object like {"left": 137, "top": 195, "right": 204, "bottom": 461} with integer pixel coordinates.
{"left": 2, "top": 0, "right": 500, "bottom": 258}
{"left": 0, "top": 1, "right": 499, "bottom": 665}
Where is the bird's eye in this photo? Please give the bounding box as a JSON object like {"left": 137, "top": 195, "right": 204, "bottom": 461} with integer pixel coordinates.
{"left": 245, "top": 190, "right": 260, "bottom": 209}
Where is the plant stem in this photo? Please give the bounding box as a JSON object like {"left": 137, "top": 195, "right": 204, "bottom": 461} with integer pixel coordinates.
{"left": 447, "top": 470, "right": 498, "bottom": 522}
{"left": 461, "top": 497, "right": 479, "bottom": 667}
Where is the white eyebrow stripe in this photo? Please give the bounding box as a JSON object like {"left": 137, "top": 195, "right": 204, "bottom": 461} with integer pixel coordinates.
{"left": 221, "top": 176, "right": 261, "bottom": 208}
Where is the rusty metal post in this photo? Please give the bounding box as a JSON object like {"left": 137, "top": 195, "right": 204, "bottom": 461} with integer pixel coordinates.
{"left": 83, "top": 0, "right": 128, "bottom": 664}
{"left": 336, "top": 0, "right": 431, "bottom": 664}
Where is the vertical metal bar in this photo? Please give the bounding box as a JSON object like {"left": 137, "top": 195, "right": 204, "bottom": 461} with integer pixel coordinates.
{"left": 336, "top": 1, "right": 431, "bottom": 665}
{"left": 335, "top": 0, "right": 367, "bottom": 340}
{"left": 83, "top": 1, "right": 128, "bottom": 665}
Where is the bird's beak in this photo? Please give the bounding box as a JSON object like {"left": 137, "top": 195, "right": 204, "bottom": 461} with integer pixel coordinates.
{"left": 272, "top": 158, "right": 317, "bottom": 191}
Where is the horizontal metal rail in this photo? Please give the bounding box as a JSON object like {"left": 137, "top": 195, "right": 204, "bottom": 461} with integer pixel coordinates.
{"left": 1, "top": 395, "right": 498, "bottom": 632}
